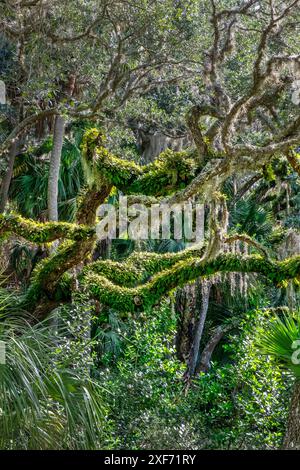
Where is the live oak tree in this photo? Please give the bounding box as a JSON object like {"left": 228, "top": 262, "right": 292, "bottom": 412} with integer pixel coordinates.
{"left": 1, "top": 0, "right": 300, "bottom": 449}
{"left": 0, "top": 0, "right": 199, "bottom": 214}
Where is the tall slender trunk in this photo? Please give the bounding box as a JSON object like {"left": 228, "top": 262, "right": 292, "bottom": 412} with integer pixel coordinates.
{"left": 0, "top": 140, "right": 18, "bottom": 213}
{"left": 47, "top": 115, "right": 65, "bottom": 332}
{"left": 283, "top": 381, "right": 300, "bottom": 449}
{"left": 47, "top": 115, "right": 65, "bottom": 221}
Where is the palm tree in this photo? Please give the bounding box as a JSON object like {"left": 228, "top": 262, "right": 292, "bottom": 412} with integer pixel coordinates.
{"left": 0, "top": 296, "right": 108, "bottom": 450}
{"left": 258, "top": 311, "right": 300, "bottom": 449}
{"left": 47, "top": 115, "right": 66, "bottom": 221}
{"left": 10, "top": 134, "right": 83, "bottom": 222}
{"left": 0, "top": 139, "right": 18, "bottom": 213}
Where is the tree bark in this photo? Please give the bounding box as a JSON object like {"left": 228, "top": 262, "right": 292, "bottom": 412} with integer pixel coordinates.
{"left": 186, "top": 280, "right": 211, "bottom": 378}
{"left": 175, "top": 278, "right": 212, "bottom": 377}
{"left": 197, "top": 323, "right": 232, "bottom": 373}
{"left": 0, "top": 140, "right": 18, "bottom": 213}
{"left": 30, "top": 184, "right": 112, "bottom": 320}
{"left": 47, "top": 115, "right": 65, "bottom": 221}
{"left": 283, "top": 381, "right": 300, "bottom": 450}
{"left": 175, "top": 282, "right": 199, "bottom": 362}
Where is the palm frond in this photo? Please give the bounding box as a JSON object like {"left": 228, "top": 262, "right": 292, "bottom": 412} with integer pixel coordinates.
{"left": 0, "top": 307, "right": 108, "bottom": 449}
{"left": 257, "top": 311, "right": 300, "bottom": 379}
{"left": 10, "top": 137, "right": 84, "bottom": 222}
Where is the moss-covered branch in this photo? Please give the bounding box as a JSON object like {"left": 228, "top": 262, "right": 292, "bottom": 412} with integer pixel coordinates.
{"left": 0, "top": 213, "right": 95, "bottom": 243}
{"left": 82, "top": 253, "right": 300, "bottom": 313}
{"left": 81, "top": 128, "right": 200, "bottom": 196}
{"left": 286, "top": 150, "right": 300, "bottom": 177}
{"left": 82, "top": 244, "right": 205, "bottom": 287}
{"left": 20, "top": 235, "right": 97, "bottom": 314}
{"left": 4, "top": 127, "right": 300, "bottom": 321}
{"left": 225, "top": 233, "right": 270, "bottom": 259}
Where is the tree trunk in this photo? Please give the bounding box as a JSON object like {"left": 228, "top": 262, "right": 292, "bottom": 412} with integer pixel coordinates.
{"left": 175, "top": 278, "right": 212, "bottom": 378}
{"left": 0, "top": 140, "right": 18, "bottom": 213}
{"left": 175, "top": 282, "right": 199, "bottom": 362}
{"left": 197, "top": 323, "right": 232, "bottom": 373}
{"left": 186, "top": 280, "right": 211, "bottom": 378}
{"left": 283, "top": 381, "right": 300, "bottom": 450}
{"left": 47, "top": 115, "right": 65, "bottom": 221}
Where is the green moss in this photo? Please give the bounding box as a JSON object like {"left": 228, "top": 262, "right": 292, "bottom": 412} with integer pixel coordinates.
{"left": 23, "top": 232, "right": 96, "bottom": 310}
{"left": 81, "top": 253, "right": 300, "bottom": 313}
{"left": 83, "top": 245, "right": 205, "bottom": 286}
{"left": 81, "top": 128, "right": 200, "bottom": 197}
{"left": 80, "top": 128, "right": 106, "bottom": 160}
{"left": 7, "top": 127, "right": 299, "bottom": 320}
{"left": 94, "top": 147, "right": 142, "bottom": 188}
{"left": 126, "top": 149, "right": 198, "bottom": 196}
{"left": 82, "top": 259, "right": 140, "bottom": 287}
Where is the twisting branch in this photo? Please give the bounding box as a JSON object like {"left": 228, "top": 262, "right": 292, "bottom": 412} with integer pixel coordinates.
{"left": 230, "top": 175, "right": 262, "bottom": 204}
{"left": 225, "top": 233, "right": 270, "bottom": 259}
{"left": 82, "top": 253, "right": 300, "bottom": 313}
{"left": 197, "top": 322, "right": 238, "bottom": 373}
{"left": 81, "top": 128, "right": 200, "bottom": 197}
{"left": 83, "top": 244, "right": 205, "bottom": 287}
{"left": 221, "top": 0, "right": 300, "bottom": 154}
{"left": 186, "top": 106, "right": 208, "bottom": 161}
{"left": 0, "top": 109, "right": 59, "bottom": 153}
{"left": 0, "top": 213, "right": 95, "bottom": 243}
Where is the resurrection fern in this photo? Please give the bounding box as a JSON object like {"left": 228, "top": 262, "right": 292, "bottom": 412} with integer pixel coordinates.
{"left": 81, "top": 128, "right": 200, "bottom": 196}
{"left": 81, "top": 254, "right": 300, "bottom": 313}
{"left": 82, "top": 244, "right": 205, "bottom": 287}
{"left": 0, "top": 213, "right": 95, "bottom": 243}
